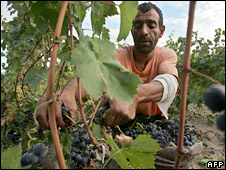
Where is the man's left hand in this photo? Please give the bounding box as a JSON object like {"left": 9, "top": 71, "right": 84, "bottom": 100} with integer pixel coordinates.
{"left": 100, "top": 94, "right": 138, "bottom": 126}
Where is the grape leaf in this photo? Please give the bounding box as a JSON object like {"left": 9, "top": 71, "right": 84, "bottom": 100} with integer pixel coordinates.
{"left": 30, "top": 1, "right": 68, "bottom": 35}
{"left": 1, "top": 143, "right": 22, "bottom": 169}
{"left": 26, "top": 67, "right": 48, "bottom": 89}
{"left": 74, "top": 1, "right": 90, "bottom": 21}
{"left": 107, "top": 135, "right": 162, "bottom": 169}
{"left": 91, "top": 2, "right": 118, "bottom": 36}
{"left": 117, "top": 1, "right": 138, "bottom": 42}
{"left": 70, "top": 36, "right": 142, "bottom": 103}
{"left": 91, "top": 2, "right": 105, "bottom": 36}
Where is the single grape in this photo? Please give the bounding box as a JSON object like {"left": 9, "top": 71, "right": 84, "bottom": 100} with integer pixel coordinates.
{"left": 80, "top": 141, "right": 86, "bottom": 149}
{"left": 75, "top": 154, "right": 83, "bottom": 162}
{"left": 21, "top": 152, "right": 29, "bottom": 166}
{"left": 71, "top": 147, "right": 80, "bottom": 153}
{"left": 26, "top": 152, "right": 39, "bottom": 164}
{"left": 70, "top": 152, "right": 77, "bottom": 159}
{"left": 83, "top": 149, "right": 89, "bottom": 156}
{"left": 90, "top": 152, "right": 96, "bottom": 159}
{"left": 33, "top": 143, "right": 46, "bottom": 156}
{"left": 82, "top": 156, "right": 89, "bottom": 165}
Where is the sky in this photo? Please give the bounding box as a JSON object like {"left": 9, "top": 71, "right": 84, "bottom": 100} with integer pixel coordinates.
{"left": 1, "top": 1, "right": 225, "bottom": 72}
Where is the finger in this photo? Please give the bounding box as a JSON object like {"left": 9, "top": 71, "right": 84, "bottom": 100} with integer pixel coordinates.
{"left": 52, "top": 100, "right": 65, "bottom": 127}
{"left": 103, "top": 109, "right": 115, "bottom": 126}
{"left": 36, "top": 101, "right": 50, "bottom": 130}
{"left": 100, "top": 94, "right": 110, "bottom": 107}
{"left": 112, "top": 116, "right": 124, "bottom": 127}
{"left": 62, "top": 99, "right": 77, "bottom": 121}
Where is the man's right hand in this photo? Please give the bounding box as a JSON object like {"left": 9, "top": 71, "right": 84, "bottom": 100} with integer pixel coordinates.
{"left": 36, "top": 89, "right": 77, "bottom": 130}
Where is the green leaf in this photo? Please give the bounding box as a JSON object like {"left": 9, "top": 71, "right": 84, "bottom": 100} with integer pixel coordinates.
{"left": 26, "top": 67, "right": 48, "bottom": 89}
{"left": 91, "top": 2, "right": 105, "bottom": 36}
{"left": 117, "top": 1, "right": 138, "bottom": 42}
{"left": 107, "top": 136, "right": 120, "bottom": 150}
{"left": 72, "top": 17, "right": 84, "bottom": 40}
{"left": 110, "top": 135, "right": 162, "bottom": 169}
{"left": 102, "top": 1, "right": 119, "bottom": 17}
{"left": 70, "top": 37, "right": 142, "bottom": 103}
{"left": 75, "top": 1, "right": 90, "bottom": 21}
{"left": 90, "top": 2, "right": 118, "bottom": 36}
{"left": 90, "top": 123, "right": 104, "bottom": 139}
{"left": 30, "top": 2, "right": 68, "bottom": 35}
{"left": 101, "top": 27, "right": 110, "bottom": 40}
{"left": 1, "top": 143, "right": 22, "bottom": 169}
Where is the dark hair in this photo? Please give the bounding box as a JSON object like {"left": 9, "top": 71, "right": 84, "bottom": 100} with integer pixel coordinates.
{"left": 136, "top": 2, "right": 163, "bottom": 28}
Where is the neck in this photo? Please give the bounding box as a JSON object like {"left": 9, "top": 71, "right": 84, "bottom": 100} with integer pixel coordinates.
{"left": 133, "top": 46, "right": 156, "bottom": 64}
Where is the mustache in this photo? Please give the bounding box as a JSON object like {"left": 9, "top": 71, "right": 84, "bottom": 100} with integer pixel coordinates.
{"left": 137, "top": 35, "right": 152, "bottom": 41}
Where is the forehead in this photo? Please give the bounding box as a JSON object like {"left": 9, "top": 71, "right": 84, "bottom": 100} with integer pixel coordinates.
{"left": 134, "top": 9, "right": 160, "bottom": 22}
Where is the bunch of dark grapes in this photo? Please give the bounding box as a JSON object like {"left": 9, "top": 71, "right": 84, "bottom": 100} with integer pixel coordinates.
{"left": 166, "top": 120, "right": 197, "bottom": 146}
{"left": 20, "top": 143, "right": 47, "bottom": 167}
{"left": 70, "top": 128, "right": 96, "bottom": 169}
{"left": 120, "top": 122, "right": 171, "bottom": 148}
{"left": 114, "top": 120, "right": 197, "bottom": 148}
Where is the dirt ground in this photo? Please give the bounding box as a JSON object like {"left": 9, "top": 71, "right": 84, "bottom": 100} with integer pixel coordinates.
{"left": 174, "top": 104, "right": 225, "bottom": 169}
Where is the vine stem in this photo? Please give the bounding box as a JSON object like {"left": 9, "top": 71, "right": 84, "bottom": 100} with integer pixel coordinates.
{"left": 77, "top": 78, "right": 101, "bottom": 151}
{"left": 102, "top": 149, "right": 121, "bottom": 169}
{"left": 179, "top": 64, "right": 222, "bottom": 85}
{"left": 15, "top": 69, "right": 22, "bottom": 108}
{"left": 21, "top": 47, "right": 52, "bottom": 104}
{"left": 88, "top": 95, "right": 115, "bottom": 151}
{"left": 174, "top": 1, "right": 196, "bottom": 169}
{"left": 46, "top": 1, "right": 69, "bottom": 169}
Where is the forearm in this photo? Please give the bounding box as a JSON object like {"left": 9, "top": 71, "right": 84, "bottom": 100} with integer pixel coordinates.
{"left": 135, "top": 81, "right": 164, "bottom": 104}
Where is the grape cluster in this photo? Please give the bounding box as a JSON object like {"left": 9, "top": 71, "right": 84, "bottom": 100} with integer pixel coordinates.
{"left": 115, "top": 120, "right": 197, "bottom": 148}
{"left": 70, "top": 128, "right": 96, "bottom": 169}
{"left": 166, "top": 120, "right": 197, "bottom": 147}
{"left": 120, "top": 123, "right": 170, "bottom": 148}
{"left": 21, "top": 143, "right": 47, "bottom": 167}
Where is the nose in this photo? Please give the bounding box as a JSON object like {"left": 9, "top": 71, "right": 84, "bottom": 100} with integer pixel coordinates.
{"left": 141, "top": 24, "right": 149, "bottom": 36}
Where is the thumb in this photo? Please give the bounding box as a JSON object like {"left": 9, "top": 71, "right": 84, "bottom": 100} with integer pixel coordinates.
{"left": 100, "top": 94, "right": 110, "bottom": 107}
{"left": 62, "top": 98, "right": 77, "bottom": 123}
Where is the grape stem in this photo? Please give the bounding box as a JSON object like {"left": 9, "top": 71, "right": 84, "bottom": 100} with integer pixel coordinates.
{"left": 116, "top": 125, "right": 125, "bottom": 136}
{"left": 88, "top": 99, "right": 101, "bottom": 128}
{"left": 77, "top": 78, "right": 101, "bottom": 151}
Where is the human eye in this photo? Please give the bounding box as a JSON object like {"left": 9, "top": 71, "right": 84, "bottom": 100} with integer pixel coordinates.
{"left": 133, "top": 20, "right": 143, "bottom": 29}
{"left": 148, "top": 24, "right": 155, "bottom": 29}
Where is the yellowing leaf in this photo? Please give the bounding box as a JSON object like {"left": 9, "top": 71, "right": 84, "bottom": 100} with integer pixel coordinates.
{"left": 1, "top": 144, "right": 22, "bottom": 169}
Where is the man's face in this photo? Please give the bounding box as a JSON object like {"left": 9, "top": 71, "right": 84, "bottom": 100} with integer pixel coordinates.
{"left": 131, "top": 9, "right": 165, "bottom": 54}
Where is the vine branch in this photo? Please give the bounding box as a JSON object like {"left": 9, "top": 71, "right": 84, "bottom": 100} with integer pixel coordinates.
{"left": 77, "top": 78, "right": 101, "bottom": 151}
{"left": 174, "top": 1, "right": 196, "bottom": 169}
{"left": 21, "top": 47, "right": 53, "bottom": 104}
{"left": 46, "top": 1, "right": 69, "bottom": 169}
{"left": 15, "top": 69, "right": 22, "bottom": 108}
{"left": 179, "top": 64, "right": 222, "bottom": 85}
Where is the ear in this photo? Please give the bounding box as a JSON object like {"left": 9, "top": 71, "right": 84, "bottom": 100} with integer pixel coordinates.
{"left": 159, "top": 25, "right": 165, "bottom": 38}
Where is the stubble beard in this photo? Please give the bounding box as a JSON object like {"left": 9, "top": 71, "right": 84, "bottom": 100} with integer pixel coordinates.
{"left": 134, "top": 36, "right": 158, "bottom": 54}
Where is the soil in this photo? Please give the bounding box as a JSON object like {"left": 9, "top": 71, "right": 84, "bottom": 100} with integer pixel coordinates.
{"left": 171, "top": 104, "right": 225, "bottom": 169}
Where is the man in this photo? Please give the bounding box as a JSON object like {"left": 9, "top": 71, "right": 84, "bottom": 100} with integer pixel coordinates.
{"left": 36, "top": 2, "right": 179, "bottom": 130}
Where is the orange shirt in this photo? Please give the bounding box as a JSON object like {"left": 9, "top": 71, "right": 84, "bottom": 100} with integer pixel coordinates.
{"left": 115, "top": 46, "right": 179, "bottom": 117}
